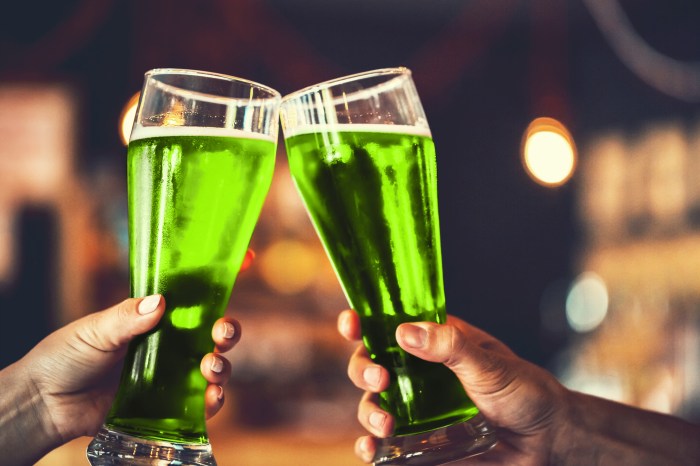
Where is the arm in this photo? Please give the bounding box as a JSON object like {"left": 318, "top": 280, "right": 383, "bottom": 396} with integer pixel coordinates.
{"left": 339, "top": 309, "right": 700, "bottom": 465}
{"left": 0, "top": 360, "right": 58, "bottom": 465}
{"left": 555, "top": 390, "right": 700, "bottom": 466}
{"left": 0, "top": 296, "right": 241, "bottom": 466}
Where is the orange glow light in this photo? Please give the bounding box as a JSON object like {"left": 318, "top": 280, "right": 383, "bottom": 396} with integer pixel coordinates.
{"left": 521, "top": 117, "right": 577, "bottom": 187}
{"left": 119, "top": 92, "right": 140, "bottom": 146}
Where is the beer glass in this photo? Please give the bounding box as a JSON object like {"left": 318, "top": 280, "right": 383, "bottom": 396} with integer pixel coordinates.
{"left": 280, "top": 68, "right": 496, "bottom": 465}
{"left": 87, "top": 69, "right": 280, "bottom": 465}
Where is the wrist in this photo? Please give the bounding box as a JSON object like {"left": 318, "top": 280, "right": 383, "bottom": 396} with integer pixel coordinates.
{"left": 0, "top": 359, "right": 62, "bottom": 465}
{"left": 550, "top": 389, "right": 700, "bottom": 466}
{"left": 550, "top": 389, "right": 598, "bottom": 466}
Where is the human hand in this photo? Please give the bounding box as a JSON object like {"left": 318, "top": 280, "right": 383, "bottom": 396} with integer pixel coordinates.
{"left": 338, "top": 309, "right": 569, "bottom": 465}
{"left": 2, "top": 295, "right": 240, "bottom": 465}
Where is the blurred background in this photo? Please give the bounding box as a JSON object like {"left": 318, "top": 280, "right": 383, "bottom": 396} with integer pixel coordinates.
{"left": 1, "top": 0, "right": 699, "bottom": 464}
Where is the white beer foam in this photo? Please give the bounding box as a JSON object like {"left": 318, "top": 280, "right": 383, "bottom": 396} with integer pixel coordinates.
{"left": 282, "top": 123, "right": 432, "bottom": 139}
{"left": 130, "top": 124, "right": 276, "bottom": 142}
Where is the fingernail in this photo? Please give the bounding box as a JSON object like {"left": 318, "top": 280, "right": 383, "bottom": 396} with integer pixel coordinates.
{"left": 222, "top": 322, "right": 235, "bottom": 339}
{"left": 369, "top": 411, "right": 386, "bottom": 430}
{"left": 363, "top": 366, "right": 381, "bottom": 388}
{"left": 400, "top": 324, "right": 427, "bottom": 348}
{"left": 210, "top": 356, "right": 223, "bottom": 373}
{"left": 357, "top": 437, "right": 374, "bottom": 463}
{"left": 217, "top": 385, "right": 224, "bottom": 400}
{"left": 338, "top": 313, "right": 351, "bottom": 336}
{"left": 138, "top": 294, "right": 161, "bottom": 315}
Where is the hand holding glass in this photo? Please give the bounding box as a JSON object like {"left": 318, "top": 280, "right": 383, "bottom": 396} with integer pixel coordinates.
{"left": 280, "top": 68, "right": 497, "bottom": 465}
{"left": 87, "top": 69, "right": 280, "bottom": 465}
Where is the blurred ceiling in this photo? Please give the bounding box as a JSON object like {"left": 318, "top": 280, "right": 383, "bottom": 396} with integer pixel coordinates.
{"left": 2, "top": 0, "right": 698, "bottom": 147}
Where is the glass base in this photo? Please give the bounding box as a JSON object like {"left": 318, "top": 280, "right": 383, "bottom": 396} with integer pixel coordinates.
{"left": 86, "top": 425, "right": 217, "bottom": 466}
{"left": 373, "top": 413, "right": 497, "bottom": 465}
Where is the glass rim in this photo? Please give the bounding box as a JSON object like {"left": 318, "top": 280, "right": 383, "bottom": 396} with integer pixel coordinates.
{"left": 281, "top": 67, "right": 412, "bottom": 104}
{"left": 144, "top": 68, "right": 282, "bottom": 104}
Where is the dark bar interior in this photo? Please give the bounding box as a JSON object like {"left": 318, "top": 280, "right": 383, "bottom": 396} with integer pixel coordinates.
{"left": 1, "top": 1, "right": 699, "bottom": 464}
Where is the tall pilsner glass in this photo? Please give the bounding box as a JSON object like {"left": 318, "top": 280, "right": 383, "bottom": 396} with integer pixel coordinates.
{"left": 87, "top": 69, "right": 280, "bottom": 465}
{"left": 280, "top": 68, "right": 497, "bottom": 465}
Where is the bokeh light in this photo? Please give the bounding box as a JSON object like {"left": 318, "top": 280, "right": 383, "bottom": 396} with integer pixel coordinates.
{"left": 119, "top": 92, "right": 140, "bottom": 146}
{"left": 259, "top": 239, "right": 320, "bottom": 294}
{"left": 565, "top": 272, "right": 609, "bottom": 333}
{"left": 522, "top": 117, "right": 577, "bottom": 187}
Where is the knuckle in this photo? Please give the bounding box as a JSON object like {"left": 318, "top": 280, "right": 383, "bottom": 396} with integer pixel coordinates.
{"left": 117, "top": 299, "right": 133, "bottom": 321}
{"left": 444, "top": 325, "right": 467, "bottom": 368}
{"left": 475, "top": 353, "right": 514, "bottom": 395}
{"left": 77, "top": 312, "right": 113, "bottom": 351}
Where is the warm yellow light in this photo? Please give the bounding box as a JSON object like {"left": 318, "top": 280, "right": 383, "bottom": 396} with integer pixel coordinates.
{"left": 119, "top": 92, "right": 140, "bottom": 146}
{"left": 258, "top": 240, "right": 320, "bottom": 294}
{"left": 522, "top": 118, "right": 577, "bottom": 187}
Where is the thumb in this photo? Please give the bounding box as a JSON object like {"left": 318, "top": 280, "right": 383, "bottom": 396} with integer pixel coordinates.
{"left": 396, "top": 322, "right": 511, "bottom": 396}
{"left": 77, "top": 294, "right": 165, "bottom": 353}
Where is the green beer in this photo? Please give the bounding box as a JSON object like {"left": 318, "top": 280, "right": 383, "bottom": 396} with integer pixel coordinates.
{"left": 106, "top": 125, "right": 275, "bottom": 443}
{"left": 285, "top": 124, "right": 479, "bottom": 435}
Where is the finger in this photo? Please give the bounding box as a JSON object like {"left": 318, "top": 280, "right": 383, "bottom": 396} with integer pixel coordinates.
{"left": 211, "top": 317, "right": 241, "bottom": 352}
{"left": 358, "top": 391, "right": 394, "bottom": 438}
{"left": 347, "top": 345, "right": 390, "bottom": 393}
{"left": 355, "top": 435, "right": 377, "bottom": 464}
{"left": 200, "top": 353, "right": 231, "bottom": 385}
{"left": 77, "top": 295, "right": 165, "bottom": 352}
{"left": 204, "top": 384, "right": 225, "bottom": 419}
{"left": 338, "top": 309, "right": 362, "bottom": 341}
{"left": 395, "top": 322, "right": 513, "bottom": 395}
